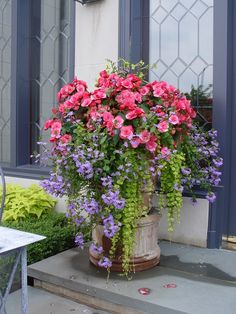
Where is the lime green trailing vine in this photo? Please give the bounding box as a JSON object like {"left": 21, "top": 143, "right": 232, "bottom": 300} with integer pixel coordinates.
{"left": 159, "top": 153, "right": 185, "bottom": 232}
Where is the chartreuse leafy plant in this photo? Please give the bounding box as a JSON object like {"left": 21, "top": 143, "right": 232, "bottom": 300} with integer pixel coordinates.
{"left": 40, "top": 60, "right": 222, "bottom": 276}
{"left": 0, "top": 184, "right": 56, "bottom": 222}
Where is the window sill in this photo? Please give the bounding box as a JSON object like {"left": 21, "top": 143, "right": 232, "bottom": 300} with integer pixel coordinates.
{"left": 2, "top": 165, "right": 50, "bottom": 180}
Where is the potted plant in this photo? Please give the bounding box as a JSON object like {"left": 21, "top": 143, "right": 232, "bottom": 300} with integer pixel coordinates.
{"left": 40, "top": 60, "right": 222, "bottom": 276}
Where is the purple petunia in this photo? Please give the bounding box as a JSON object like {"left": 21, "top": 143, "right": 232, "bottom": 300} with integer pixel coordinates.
{"left": 101, "top": 190, "right": 125, "bottom": 210}
{"left": 98, "top": 257, "right": 112, "bottom": 269}
{"left": 78, "top": 197, "right": 101, "bottom": 215}
{"left": 206, "top": 192, "right": 216, "bottom": 203}
{"left": 75, "top": 233, "right": 84, "bottom": 248}
{"left": 181, "top": 168, "right": 191, "bottom": 176}
{"left": 213, "top": 157, "right": 223, "bottom": 167}
{"left": 103, "top": 214, "right": 121, "bottom": 238}
{"left": 91, "top": 243, "right": 103, "bottom": 254}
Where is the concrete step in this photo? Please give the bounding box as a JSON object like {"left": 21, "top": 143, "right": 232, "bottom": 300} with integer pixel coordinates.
{"left": 27, "top": 242, "right": 236, "bottom": 314}
{"left": 6, "top": 286, "right": 109, "bottom": 314}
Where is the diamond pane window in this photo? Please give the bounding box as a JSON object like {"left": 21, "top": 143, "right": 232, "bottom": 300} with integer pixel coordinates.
{"left": 0, "top": 0, "right": 11, "bottom": 163}
{"left": 150, "top": 0, "right": 214, "bottom": 129}
{"left": 30, "top": 0, "right": 73, "bottom": 156}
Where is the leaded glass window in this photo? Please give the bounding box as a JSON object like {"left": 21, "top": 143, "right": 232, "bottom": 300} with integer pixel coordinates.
{"left": 30, "top": 0, "right": 73, "bottom": 156}
{"left": 149, "top": 0, "right": 213, "bottom": 128}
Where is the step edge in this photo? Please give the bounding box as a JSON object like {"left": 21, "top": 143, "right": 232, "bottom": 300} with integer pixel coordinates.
{"left": 28, "top": 268, "right": 185, "bottom": 314}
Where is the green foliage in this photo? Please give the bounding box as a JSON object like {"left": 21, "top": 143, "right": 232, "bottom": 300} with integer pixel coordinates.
{"left": 2, "top": 212, "right": 75, "bottom": 265}
{"left": 159, "top": 152, "right": 185, "bottom": 232}
{"left": 1, "top": 184, "right": 56, "bottom": 222}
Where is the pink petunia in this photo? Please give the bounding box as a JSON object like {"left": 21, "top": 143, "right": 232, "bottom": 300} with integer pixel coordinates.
{"left": 60, "top": 134, "right": 72, "bottom": 144}
{"left": 44, "top": 119, "right": 53, "bottom": 130}
{"left": 161, "top": 146, "right": 171, "bottom": 158}
{"left": 139, "top": 130, "right": 151, "bottom": 143}
{"left": 145, "top": 135, "right": 157, "bottom": 152}
{"left": 157, "top": 121, "right": 169, "bottom": 133}
{"left": 81, "top": 97, "right": 92, "bottom": 107}
{"left": 120, "top": 125, "right": 134, "bottom": 140}
{"left": 126, "top": 108, "right": 145, "bottom": 120}
{"left": 121, "top": 79, "right": 133, "bottom": 89}
{"left": 169, "top": 114, "right": 179, "bottom": 125}
{"left": 140, "top": 86, "right": 150, "bottom": 96}
{"left": 113, "top": 116, "right": 124, "bottom": 129}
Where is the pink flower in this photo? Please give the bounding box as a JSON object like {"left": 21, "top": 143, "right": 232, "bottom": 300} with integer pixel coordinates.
{"left": 169, "top": 114, "right": 179, "bottom": 125}
{"left": 103, "top": 111, "right": 114, "bottom": 122}
{"left": 126, "top": 108, "right": 145, "bottom": 120}
{"left": 140, "top": 86, "right": 150, "bottom": 96}
{"left": 153, "top": 87, "right": 165, "bottom": 98}
{"left": 59, "top": 103, "right": 66, "bottom": 113}
{"left": 116, "top": 90, "right": 136, "bottom": 111}
{"left": 139, "top": 130, "right": 151, "bottom": 143}
{"left": 126, "top": 110, "right": 138, "bottom": 120}
{"left": 51, "top": 121, "right": 62, "bottom": 139}
{"left": 146, "top": 135, "right": 157, "bottom": 152}
{"left": 60, "top": 134, "right": 72, "bottom": 144}
{"left": 81, "top": 97, "right": 92, "bottom": 107}
{"left": 157, "top": 121, "right": 169, "bottom": 133}
{"left": 75, "top": 84, "right": 86, "bottom": 97}
{"left": 57, "top": 84, "right": 75, "bottom": 101}
{"left": 44, "top": 119, "right": 53, "bottom": 130}
{"left": 99, "top": 70, "right": 109, "bottom": 78}
{"left": 134, "top": 92, "right": 142, "bottom": 103}
{"left": 52, "top": 121, "right": 62, "bottom": 131}
{"left": 121, "top": 79, "right": 133, "bottom": 89}
{"left": 161, "top": 147, "right": 171, "bottom": 158}
{"left": 92, "top": 90, "right": 106, "bottom": 100}
{"left": 64, "top": 100, "right": 74, "bottom": 109}
{"left": 113, "top": 116, "right": 124, "bottom": 129}
{"left": 120, "top": 125, "right": 134, "bottom": 139}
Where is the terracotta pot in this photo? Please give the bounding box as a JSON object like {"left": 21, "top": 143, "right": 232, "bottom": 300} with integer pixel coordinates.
{"left": 89, "top": 212, "right": 161, "bottom": 272}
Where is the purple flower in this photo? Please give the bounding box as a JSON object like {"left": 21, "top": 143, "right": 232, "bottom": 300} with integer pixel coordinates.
{"left": 101, "top": 176, "right": 113, "bottom": 188}
{"left": 181, "top": 168, "right": 191, "bottom": 176}
{"left": 113, "top": 198, "right": 126, "bottom": 210}
{"left": 40, "top": 173, "right": 66, "bottom": 197}
{"left": 213, "top": 157, "right": 223, "bottom": 167}
{"left": 78, "top": 198, "right": 100, "bottom": 215}
{"left": 174, "top": 184, "right": 184, "bottom": 193}
{"left": 101, "top": 190, "right": 125, "bottom": 210}
{"left": 75, "top": 233, "right": 84, "bottom": 248}
{"left": 77, "top": 161, "right": 94, "bottom": 179}
{"left": 74, "top": 217, "right": 85, "bottom": 226}
{"left": 103, "top": 214, "right": 121, "bottom": 238}
{"left": 91, "top": 243, "right": 103, "bottom": 254}
{"left": 206, "top": 192, "right": 216, "bottom": 203}
{"left": 98, "top": 257, "right": 112, "bottom": 269}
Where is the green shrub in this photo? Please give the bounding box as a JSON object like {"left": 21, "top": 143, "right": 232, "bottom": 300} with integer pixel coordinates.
{"left": 2, "top": 212, "right": 76, "bottom": 265}
{"left": 0, "top": 184, "right": 56, "bottom": 222}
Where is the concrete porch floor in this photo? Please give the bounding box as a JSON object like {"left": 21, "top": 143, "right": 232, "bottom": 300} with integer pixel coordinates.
{"left": 7, "top": 241, "right": 236, "bottom": 314}
{"left": 6, "top": 286, "right": 109, "bottom": 314}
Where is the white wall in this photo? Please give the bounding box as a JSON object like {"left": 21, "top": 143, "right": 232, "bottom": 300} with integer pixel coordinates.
{"left": 158, "top": 197, "right": 209, "bottom": 248}
{"left": 75, "top": 0, "right": 119, "bottom": 88}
